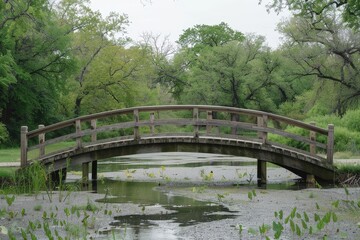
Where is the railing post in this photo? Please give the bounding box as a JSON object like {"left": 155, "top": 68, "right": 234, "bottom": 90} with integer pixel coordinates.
{"left": 38, "top": 124, "right": 45, "bottom": 157}
{"left": 309, "top": 122, "right": 316, "bottom": 155}
{"left": 76, "top": 120, "right": 82, "bottom": 149}
{"left": 327, "top": 124, "right": 334, "bottom": 164}
{"left": 206, "top": 111, "right": 212, "bottom": 134}
{"left": 150, "top": 112, "right": 155, "bottom": 134}
{"left": 193, "top": 108, "right": 199, "bottom": 138}
{"left": 91, "top": 119, "right": 97, "bottom": 142}
{"left": 20, "top": 126, "right": 28, "bottom": 167}
{"left": 134, "top": 109, "right": 140, "bottom": 140}
{"left": 257, "top": 115, "right": 268, "bottom": 144}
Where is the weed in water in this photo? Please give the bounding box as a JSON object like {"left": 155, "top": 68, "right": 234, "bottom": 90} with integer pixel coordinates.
{"left": 33, "top": 205, "right": 42, "bottom": 211}
{"left": 200, "top": 169, "right": 214, "bottom": 181}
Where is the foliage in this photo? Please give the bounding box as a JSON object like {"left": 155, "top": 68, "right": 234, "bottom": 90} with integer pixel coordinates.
{"left": 277, "top": 12, "right": 360, "bottom": 116}
{"left": 269, "top": 114, "right": 360, "bottom": 153}
{"left": 263, "top": 0, "right": 360, "bottom": 29}
{"left": 177, "top": 22, "right": 245, "bottom": 53}
{"left": 0, "top": 123, "right": 9, "bottom": 145}
{"left": 342, "top": 109, "right": 360, "bottom": 132}
{"left": 0, "top": 0, "right": 76, "bottom": 145}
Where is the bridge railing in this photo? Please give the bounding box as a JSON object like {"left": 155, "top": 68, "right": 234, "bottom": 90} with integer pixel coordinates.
{"left": 20, "top": 105, "right": 334, "bottom": 167}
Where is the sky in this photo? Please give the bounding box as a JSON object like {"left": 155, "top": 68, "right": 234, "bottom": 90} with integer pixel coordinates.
{"left": 89, "top": 0, "right": 291, "bottom": 49}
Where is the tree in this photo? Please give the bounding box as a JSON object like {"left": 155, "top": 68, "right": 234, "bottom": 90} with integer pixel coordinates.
{"left": 53, "top": 0, "right": 130, "bottom": 117}
{"left": 0, "top": 0, "right": 76, "bottom": 144}
{"left": 177, "top": 22, "right": 245, "bottom": 54}
{"left": 263, "top": 0, "right": 360, "bottom": 29}
{"left": 178, "top": 36, "right": 284, "bottom": 111}
{"left": 278, "top": 13, "right": 360, "bottom": 116}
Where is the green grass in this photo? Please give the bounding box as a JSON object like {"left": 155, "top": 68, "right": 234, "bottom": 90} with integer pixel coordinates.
{"left": 0, "top": 167, "right": 16, "bottom": 178}
{"left": 0, "top": 142, "right": 75, "bottom": 163}
{"left": 0, "top": 148, "right": 20, "bottom": 162}
{"left": 337, "top": 164, "right": 360, "bottom": 174}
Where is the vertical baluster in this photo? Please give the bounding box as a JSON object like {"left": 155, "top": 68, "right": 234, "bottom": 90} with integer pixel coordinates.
{"left": 91, "top": 119, "right": 97, "bottom": 142}
{"left": 193, "top": 108, "right": 199, "bottom": 138}
{"left": 309, "top": 122, "right": 316, "bottom": 155}
{"left": 38, "top": 124, "right": 45, "bottom": 157}
{"left": 76, "top": 120, "right": 82, "bottom": 148}
{"left": 150, "top": 112, "right": 155, "bottom": 134}
{"left": 134, "top": 109, "right": 140, "bottom": 140}
{"left": 327, "top": 124, "right": 334, "bottom": 164}
{"left": 257, "top": 115, "right": 268, "bottom": 144}
{"left": 206, "top": 111, "right": 212, "bottom": 135}
{"left": 20, "top": 126, "right": 28, "bottom": 167}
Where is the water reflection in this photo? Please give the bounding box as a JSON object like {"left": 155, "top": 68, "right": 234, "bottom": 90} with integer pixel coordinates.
{"left": 94, "top": 180, "right": 237, "bottom": 240}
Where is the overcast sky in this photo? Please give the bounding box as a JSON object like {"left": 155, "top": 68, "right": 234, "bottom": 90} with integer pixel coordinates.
{"left": 89, "top": 0, "right": 290, "bottom": 49}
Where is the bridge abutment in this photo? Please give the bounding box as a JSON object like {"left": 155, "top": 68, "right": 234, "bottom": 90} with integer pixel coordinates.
{"left": 257, "top": 160, "right": 267, "bottom": 185}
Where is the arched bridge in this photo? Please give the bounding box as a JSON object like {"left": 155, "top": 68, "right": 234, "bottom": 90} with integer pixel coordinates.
{"left": 20, "top": 105, "right": 336, "bottom": 183}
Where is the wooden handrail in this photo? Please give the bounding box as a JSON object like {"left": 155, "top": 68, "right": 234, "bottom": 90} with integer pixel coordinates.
{"left": 20, "top": 105, "right": 334, "bottom": 167}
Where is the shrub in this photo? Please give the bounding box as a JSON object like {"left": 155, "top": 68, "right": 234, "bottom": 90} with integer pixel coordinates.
{"left": 333, "top": 126, "right": 360, "bottom": 153}
{"left": 0, "top": 123, "right": 9, "bottom": 145}
{"left": 342, "top": 109, "right": 360, "bottom": 132}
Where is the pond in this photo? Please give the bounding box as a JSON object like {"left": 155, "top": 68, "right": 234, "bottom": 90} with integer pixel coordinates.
{"left": 69, "top": 152, "right": 305, "bottom": 239}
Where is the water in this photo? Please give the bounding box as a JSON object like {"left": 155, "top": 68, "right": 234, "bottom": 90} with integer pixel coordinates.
{"left": 69, "top": 152, "right": 303, "bottom": 239}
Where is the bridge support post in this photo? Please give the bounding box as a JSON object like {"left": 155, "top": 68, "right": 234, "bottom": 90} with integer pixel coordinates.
{"left": 257, "top": 160, "right": 267, "bottom": 185}
{"left": 306, "top": 174, "right": 316, "bottom": 187}
{"left": 91, "top": 161, "right": 97, "bottom": 180}
{"left": 82, "top": 162, "right": 89, "bottom": 183}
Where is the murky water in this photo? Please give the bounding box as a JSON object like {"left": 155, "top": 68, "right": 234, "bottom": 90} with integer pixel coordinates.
{"left": 70, "top": 152, "right": 303, "bottom": 239}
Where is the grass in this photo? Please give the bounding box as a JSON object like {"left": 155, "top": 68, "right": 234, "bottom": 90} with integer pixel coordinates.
{"left": 0, "top": 168, "right": 16, "bottom": 178}
{"left": 337, "top": 164, "right": 360, "bottom": 174}
{"left": 0, "top": 148, "right": 20, "bottom": 163}
{"left": 0, "top": 141, "right": 75, "bottom": 163}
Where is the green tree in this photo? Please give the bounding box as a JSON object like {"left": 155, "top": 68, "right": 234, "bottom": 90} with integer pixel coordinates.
{"left": 263, "top": 0, "right": 360, "bottom": 29}
{"left": 177, "top": 22, "right": 245, "bottom": 53}
{"left": 178, "top": 36, "right": 284, "bottom": 111}
{"left": 0, "top": 0, "right": 76, "bottom": 144}
{"left": 53, "top": 0, "right": 129, "bottom": 117}
{"left": 278, "top": 13, "right": 360, "bottom": 116}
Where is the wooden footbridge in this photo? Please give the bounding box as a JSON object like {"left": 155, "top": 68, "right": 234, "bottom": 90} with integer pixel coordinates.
{"left": 20, "top": 105, "right": 336, "bottom": 183}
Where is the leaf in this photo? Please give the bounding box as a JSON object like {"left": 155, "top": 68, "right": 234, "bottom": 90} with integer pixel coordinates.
{"left": 316, "top": 202, "right": 320, "bottom": 210}
{"left": 296, "top": 224, "right": 301, "bottom": 236}
{"left": 248, "top": 191, "right": 253, "bottom": 200}
{"left": 332, "top": 212, "right": 338, "bottom": 222}
{"left": 303, "top": 211, "right": 309, "bottom": 222}
{"left": 290, "top": 219, "right": 295, "bottom": 232}
{"left": 301, "top": 219, "right": 308, "bottom": 229}
{"left": 252, "top": 189, "right": 257, "bottom": 197}
{"left": 278, "top": 210, "right": 283, "bottom": 220}
{"left": 332, "top": 200, "right": 340, "bottom": 208}
{"left": 290, "top": 207, "right": 297, "bottom": 219}
{"left": 0, "top": 226, "right": 8, "bottom": 235}
{"left": 317, "top": 220, "right": 325, "bottom": 230}
{"left": 323, "top": 212, "right": 331, "bottom": 224}
{"left": 314, "top": 213, "right": 320, "bottom": 222}
{"left": 284, "top": 215, "right": 290, "bottom": 224}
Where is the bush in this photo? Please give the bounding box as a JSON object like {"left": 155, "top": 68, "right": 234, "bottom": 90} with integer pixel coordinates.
{"left": 342, "top": 109, "right": 360, "bottom": 132}
{"left": 333, "top": 126, "right": 360, "bottom": 153}
{"left": 0, "top": 123, "right": 9, "bottom": 146}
